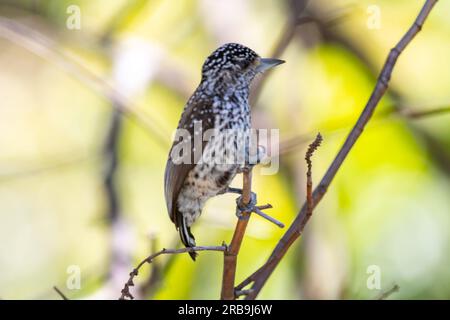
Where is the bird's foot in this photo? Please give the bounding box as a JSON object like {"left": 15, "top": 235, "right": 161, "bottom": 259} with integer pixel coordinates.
{"left": 225, "top": 187, "right": 243, "bottom": 194}
{"left": 235, "top": 192, "right": 257, "bottom": 219}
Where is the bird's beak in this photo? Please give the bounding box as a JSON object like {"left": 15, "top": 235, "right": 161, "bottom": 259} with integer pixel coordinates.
{"left": 256, "top": 58, "right": 285, "bottom": 73}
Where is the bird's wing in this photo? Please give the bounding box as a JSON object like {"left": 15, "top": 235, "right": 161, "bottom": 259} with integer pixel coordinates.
{"left": 164, "top": 97, "right": 216, "bottom": 226}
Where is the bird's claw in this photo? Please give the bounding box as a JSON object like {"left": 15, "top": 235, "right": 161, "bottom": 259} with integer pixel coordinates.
{"left": 224, "top": 187, "right": 243, "bottom": 195}
{"left": 235, "top": 192, "right": 257, "bottom": 219}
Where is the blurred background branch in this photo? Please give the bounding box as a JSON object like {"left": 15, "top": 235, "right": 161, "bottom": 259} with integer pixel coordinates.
{"left": 0, "top": 16, "right": 170, "bottom": 149}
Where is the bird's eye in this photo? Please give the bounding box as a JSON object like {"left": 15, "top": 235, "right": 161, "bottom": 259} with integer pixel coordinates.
{"left": 234, "top": 57, "right": 250, "bottom": 69}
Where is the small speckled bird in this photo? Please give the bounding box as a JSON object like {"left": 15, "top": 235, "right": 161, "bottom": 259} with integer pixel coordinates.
{"left": 164, "top": 43, "right": 284, "bottom": 260}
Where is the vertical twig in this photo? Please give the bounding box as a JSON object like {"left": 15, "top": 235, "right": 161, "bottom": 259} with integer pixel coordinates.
{"left": 221, "top": 169, "right": 253, "bottom": 300}
{"left": 305, "top": 133, "right": 323, "bottom": 217}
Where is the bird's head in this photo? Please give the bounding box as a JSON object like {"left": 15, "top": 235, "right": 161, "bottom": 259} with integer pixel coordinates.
{"left": 200, "top": 43, "right": 284, "bottom": 90}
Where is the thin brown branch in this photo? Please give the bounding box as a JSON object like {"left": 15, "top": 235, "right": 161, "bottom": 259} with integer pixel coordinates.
{"left": 119, "top": 245, "right": 226, "bottom": 300}
{"left": 53, "top": 286, "right": 69, "bottom": 300}
{"left": 377, "top": 284, "right": 400, "bottom": 300}
{"left": 221, "top": 169, "right": 253, "bottom": 300}
{"left": 252, "top": 206, "right": 284, "bottom": 228}
{"left": 239, "top": 0, "right": 438, "bottom": 300}
{"left": 250, "top": 15, "right": 315, "bottom": 106}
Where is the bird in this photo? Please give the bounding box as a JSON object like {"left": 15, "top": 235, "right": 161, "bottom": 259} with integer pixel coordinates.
{"left": 164, "top": 43, "right": 284, "bottom": 260}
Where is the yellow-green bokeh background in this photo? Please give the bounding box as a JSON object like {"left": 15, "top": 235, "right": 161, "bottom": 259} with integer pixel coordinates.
{"left": 0, "top": 0, "right": 449, "bottom": 299}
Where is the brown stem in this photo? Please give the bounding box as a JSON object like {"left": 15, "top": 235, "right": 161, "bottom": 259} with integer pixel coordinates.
{"left": 220, "top": 169, "right": 252, "bottom": 300}
{"left": 240, "top": 0, "right": 439, "bottom": 300}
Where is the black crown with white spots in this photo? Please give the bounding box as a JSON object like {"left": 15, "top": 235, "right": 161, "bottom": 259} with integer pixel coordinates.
{"left": 201, "top": 43, "right": 259, "bottom": 77}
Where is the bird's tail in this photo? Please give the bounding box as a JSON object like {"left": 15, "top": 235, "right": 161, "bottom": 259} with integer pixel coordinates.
{"left": 176, "top": 213, "right": 198, "bottom": 261}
